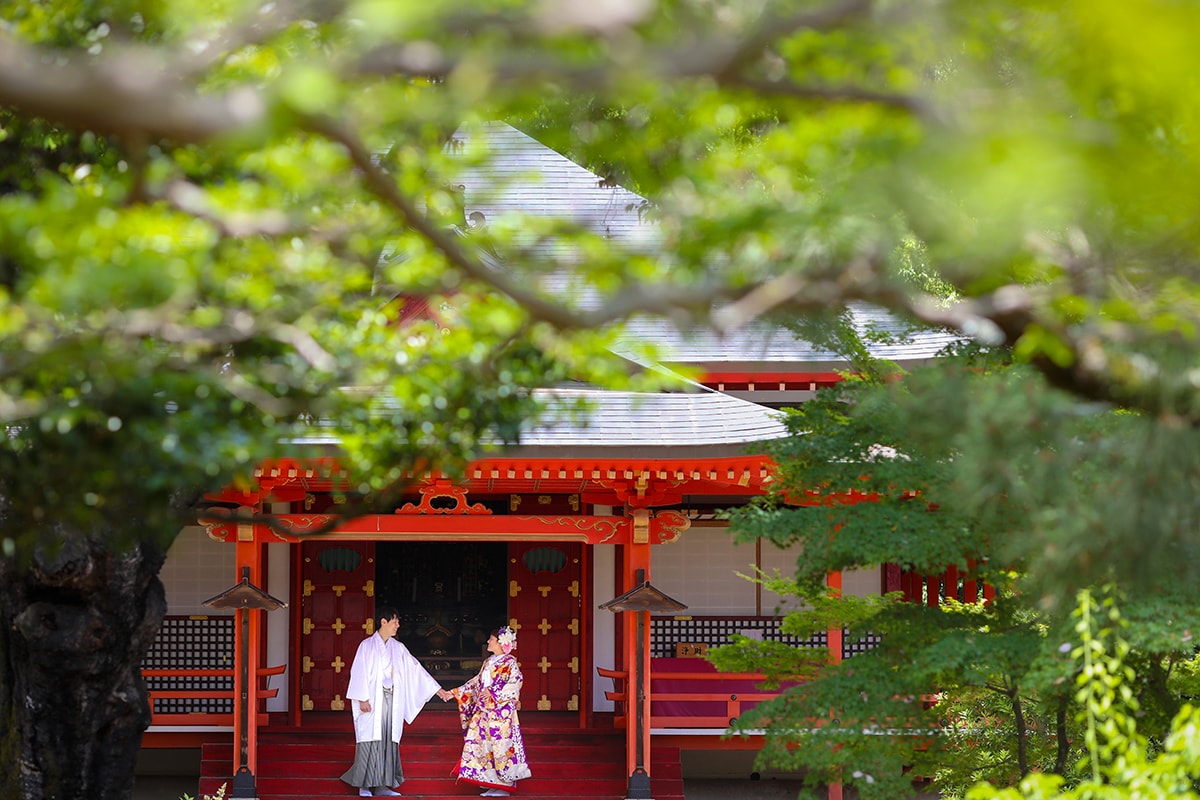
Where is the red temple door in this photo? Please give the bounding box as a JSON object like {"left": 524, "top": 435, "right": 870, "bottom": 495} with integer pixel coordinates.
{"left": 507, "top": 542, "right": 583, "bottom": 712}
{"left": 299, "top": 541, "right": 375, "bottom": 712}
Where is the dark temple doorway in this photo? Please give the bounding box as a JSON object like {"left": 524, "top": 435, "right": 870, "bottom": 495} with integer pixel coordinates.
{"left": 375, "top": 542, "right": 508, "bottom": 685}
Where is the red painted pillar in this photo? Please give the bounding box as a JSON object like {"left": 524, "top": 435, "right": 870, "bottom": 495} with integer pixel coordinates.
{"left": 964, "top": 560, "right": 979, "bottom": 604}
{"left": 623, "top": 541, "right": 652, "bottom": 793}
{"left": 234, "top": 529, "right": 265, "bottom": 778}
{"left": 826, "top": 570, "right": 843, "bottom": 800}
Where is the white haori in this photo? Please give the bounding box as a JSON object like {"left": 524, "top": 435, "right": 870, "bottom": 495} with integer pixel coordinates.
{"left": 345, "top": 633, "right": 441, "bottom": 744}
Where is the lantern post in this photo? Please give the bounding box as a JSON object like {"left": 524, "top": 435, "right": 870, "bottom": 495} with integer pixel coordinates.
{"left": 599, "top": 569, "right": 688, "bottom": 800}
{"left": 203, "top": 566, "right": 287, "bottom": 799}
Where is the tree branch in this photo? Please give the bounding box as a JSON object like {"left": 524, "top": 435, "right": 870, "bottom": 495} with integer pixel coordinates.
{"left": 302, "top": 113, "right": 741, "bottom": 330}
{"left": 0, "top": 33, "right": 267, "bottom": 142}
{"left": 161, "top": 181, "right": 307, "bottom": 238}
{"left": 177, "top": 0, "right": 350, "bottom": 76}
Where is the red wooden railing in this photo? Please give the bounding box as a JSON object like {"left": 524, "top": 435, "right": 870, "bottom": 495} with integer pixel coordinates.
{"left": 142, "top": 664, "right": 286, "bottom": 726}
{"left": 599, "top": 663, "right": 790, "bottom": 730}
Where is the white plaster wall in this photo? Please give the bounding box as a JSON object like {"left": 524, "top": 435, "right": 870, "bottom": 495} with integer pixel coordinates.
{"left": 758, "top": 540, "right": 805, "bottom": 613}
{"left": 159, "top": 524, "right": 291, "bottom": 712}
{"left": 160, "top": 526, "right": 236, "bottom": 613}
{"left": 591, "top": 543, "right": 616, "bottom": 712}
{"left": 651, "top": 526, "right": 758, "bottom": 615}
{"left": 265, "top": 538, "right": 291, "bottom": 712}
{"left": 651, "top": 527, "right": 882, "bottom": 615}
{"left": 752, "top": 546, "right": 880, "bottom": 601}
{"left": 842, "top": 567, "right": 880, "bottom": 598}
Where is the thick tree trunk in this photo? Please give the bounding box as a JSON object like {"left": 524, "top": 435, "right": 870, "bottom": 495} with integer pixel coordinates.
{"left": 0, "top": 529, "right": 166, "bottom": 800}
{"left": 1008, "top": 684, "right": 1028, "bottom": 778}
{"left": 1054, "top": 695, "right": 1069, "bottom": 775}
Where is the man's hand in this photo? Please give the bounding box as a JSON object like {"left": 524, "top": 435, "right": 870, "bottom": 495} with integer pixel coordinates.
{"left": 359, "top": 700, "right": 371, "bottom": 712}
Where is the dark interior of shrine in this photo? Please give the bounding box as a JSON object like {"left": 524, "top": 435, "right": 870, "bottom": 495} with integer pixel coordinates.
{"left": 374, "top": 541, "right": 508, "bottom": 682}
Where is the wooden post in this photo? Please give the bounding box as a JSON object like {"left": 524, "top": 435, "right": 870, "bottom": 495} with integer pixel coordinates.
{"left": 624, "top": 544, "right": 652, "bottom": 799}
{"left": 826, "top": 570, "right": 843, "bottom": 800}
{"left": 219, "top": 530, "right": 272, "bottom": 800}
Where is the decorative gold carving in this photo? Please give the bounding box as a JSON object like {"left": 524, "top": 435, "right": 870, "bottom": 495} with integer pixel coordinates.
{"left": 509, "top": 580, "right": 521, "bottom": 598}
{"left": 568, "top": 695, "right": 579, "bottom": 711}
{"left": 569, "top": 657, "right": 579, "bottom": 674}
{"left": 632, "top": 507, "right": 650, "bottom": 544}
{"left": 537, "top": 618, "right": 551, "bottom": 635}
{"left": 537, "top": 695, "right": 551, "bottom": 711}
{"left": 538, "top": 657, "right": 551, "bottom": 674}
{"left": 277, "top": 515, "right": 336, "bottom": 532}
{"left": 538, "top": 495, "right": 552, "bottom": 505}
{"left": 332, "top": 618, "right": 345, "bottom": 635}
{"left": 302, "top": 656, "right": 314, "bottom": 674}
{"left": 521, "top": 516, "right": 624, "bottom": 543}
{"left": 364, "top": 619, "right": 375, "bottom": 635}
{"left": 302, "top": 694, "right": 314, "bottom": 711}
{"left": 568, "top": 618, "right": 579, "bottom": 636}
{"left": 237, "top": 522, "right": 254, "bottom": 542}
{"left": 537, "top": 586, "right": 552, "bottom": 597}
{"left": 365, "top": 579, "right": 375, "bottom": 597}
{"left": 303, "top": 580, "right": 315, "bottom": 597}
{"left": 510, "top": 494, "right": 522, "bottom": 512}
{"left": 568, "top": 581, "right": 580, "bottom": 598}
{"left": 303, "top": 618, "right": 314, "bottom": 635}
{"left": 396, "top": 481, "right": 491, "bottom": 515}
{"left": 304, "top": 493, "right": 315, "bottom": 510}
{"left": 332, "top": 656, "right": 345, "bottom": 673}
{"left": 655, "top": 509, "right": 692, "bottom": 544}
{"left": 204, "top": 522, "right": 234, "bottom": 542}
{"left": 569, "top": 495, "right": 580, "bottom": 512}
{"left": 330, "top": 695, "right": 345, "bottom": 711}
{"left": 509, "top": 618, "right": 522, "bottom": 633}
{"left": 332, "top": 585, "right": 346, "bottom": 597}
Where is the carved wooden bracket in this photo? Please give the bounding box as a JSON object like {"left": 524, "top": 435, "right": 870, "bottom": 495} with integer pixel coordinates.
{"left": 396, "top": 481, "right": 491, "bottom": 515}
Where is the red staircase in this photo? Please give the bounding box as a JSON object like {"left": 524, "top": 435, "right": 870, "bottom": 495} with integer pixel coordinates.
{"left": 198, "top": 710, "right": 685, "bottom": 800}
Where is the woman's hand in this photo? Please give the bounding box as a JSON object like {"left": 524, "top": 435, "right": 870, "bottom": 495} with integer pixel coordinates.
{"left": 437, "top": 689, "right": 454, "bottom": 702}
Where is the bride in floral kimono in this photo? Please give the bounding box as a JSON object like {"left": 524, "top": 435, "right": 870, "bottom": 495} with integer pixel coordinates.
{"left": 438, "top": 626, "right": 532, "bottom": 797}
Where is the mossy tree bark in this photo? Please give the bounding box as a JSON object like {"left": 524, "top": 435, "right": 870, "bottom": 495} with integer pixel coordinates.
{"left": 0, "top": 528, "right": 166, "bottom": 800}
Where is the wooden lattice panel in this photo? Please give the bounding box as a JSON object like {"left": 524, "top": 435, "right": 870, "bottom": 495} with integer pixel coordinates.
{"left": 650, "top": 615, "right": 880, "bottom": 660}
{"left": 142, "top": 615, "right": 235, "bottom": 715}
{"left": 649, "top": 616, "right": 826, "bottom": 658}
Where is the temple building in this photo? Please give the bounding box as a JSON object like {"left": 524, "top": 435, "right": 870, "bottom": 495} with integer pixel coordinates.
{"left": 143, "top": 123, "right": 958, "bottom": 800}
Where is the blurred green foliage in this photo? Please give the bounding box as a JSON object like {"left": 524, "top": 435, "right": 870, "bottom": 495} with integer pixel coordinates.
{"left": 4, "top": 0, "right": 1200, "bottom": 795}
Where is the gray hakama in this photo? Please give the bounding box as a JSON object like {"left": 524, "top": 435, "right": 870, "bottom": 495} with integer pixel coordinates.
{"left": 340, "top": 686, "right": 404, "bottom": 791}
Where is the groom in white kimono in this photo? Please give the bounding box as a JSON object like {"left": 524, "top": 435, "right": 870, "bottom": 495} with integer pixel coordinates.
{"left": 341, "top": 607, "right": 444, "bottom": 797}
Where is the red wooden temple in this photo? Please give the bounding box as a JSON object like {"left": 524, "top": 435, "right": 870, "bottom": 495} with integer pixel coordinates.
{"left": 137, "top": 122, "right": 965, "bottom": 800}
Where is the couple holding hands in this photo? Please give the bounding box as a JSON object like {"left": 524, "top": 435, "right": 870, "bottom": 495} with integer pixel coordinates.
{"left": 341, "top": 608, "right": 531, "bottom": 798}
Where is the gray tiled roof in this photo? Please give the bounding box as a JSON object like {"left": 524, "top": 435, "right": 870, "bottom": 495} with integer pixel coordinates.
{"left": 620, "top": 304, "right": 961, "bottom": 368}
{"left": 450, "top": 122, "right": 961, "bottom": 369}
{"left": 291, "top": 382, "right": 790, "bottom": 452}
{"left": 516, "top": 385, "right": 789, "bottom": 450}
{"left": 452, "top": 122, "right": 656, "bottom": 255}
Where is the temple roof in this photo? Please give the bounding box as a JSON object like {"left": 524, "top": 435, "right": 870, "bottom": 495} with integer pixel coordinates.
{"left": 512, "top": 385, "right": 788, "bottom": 453}
{"left": 619, "top": 304, "right": 960, "bottom": 369}
{"left": 450, "top": 122, "right": 961, "bottom": 372}
{"left": 291, "top": 382, "right": 790, "bottom": 454}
